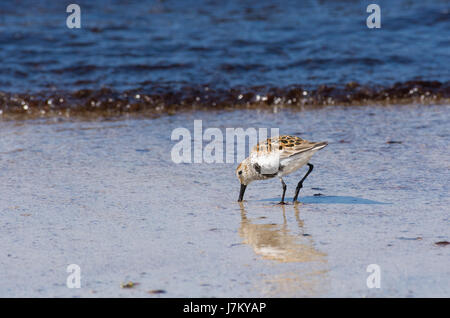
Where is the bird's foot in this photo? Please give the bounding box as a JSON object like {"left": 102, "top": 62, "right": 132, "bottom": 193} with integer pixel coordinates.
{"left": 277, "top": 201, "right": 287, "bottom": 205}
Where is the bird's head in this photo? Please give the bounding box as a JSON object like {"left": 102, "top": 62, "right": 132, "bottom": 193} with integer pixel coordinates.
{"left": 236, "top": 159, "right": 253, "bottom": 185}
{"left": 236, "top": 158, "right": 258, "bottom": 201}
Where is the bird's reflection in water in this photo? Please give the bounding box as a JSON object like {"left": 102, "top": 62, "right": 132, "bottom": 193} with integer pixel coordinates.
{"left": 238, "top": 202, "right": 329, "bottom": 296}
{"left": 239, "top": 202, "right": 326, "bottom": 263}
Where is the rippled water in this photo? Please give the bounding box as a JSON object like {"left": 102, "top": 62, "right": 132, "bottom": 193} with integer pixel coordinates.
{"left": 0, "top": 0, "right": 449, "bottom": 118}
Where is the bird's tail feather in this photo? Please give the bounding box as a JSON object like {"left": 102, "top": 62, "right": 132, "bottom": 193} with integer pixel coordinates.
{"left": 312, "top": 141, "right": 328, "bottom": 150}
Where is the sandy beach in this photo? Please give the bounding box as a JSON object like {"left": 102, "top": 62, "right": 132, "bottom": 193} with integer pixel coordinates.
{"left": 1, "top": 104, "right": 448, "bottom": 297}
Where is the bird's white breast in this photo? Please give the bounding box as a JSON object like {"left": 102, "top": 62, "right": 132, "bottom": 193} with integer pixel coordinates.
{"left": 250, "top": 151, "right": 280, "bottom": 175}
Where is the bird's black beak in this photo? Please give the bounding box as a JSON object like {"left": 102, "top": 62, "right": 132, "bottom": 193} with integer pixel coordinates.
{"left": 238, "top": 184, "right": 247, "bottom": 202}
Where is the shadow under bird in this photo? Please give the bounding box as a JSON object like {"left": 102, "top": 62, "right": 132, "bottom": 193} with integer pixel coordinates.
{"left": 236, "top": 135, "right": 328, "bottom": 203}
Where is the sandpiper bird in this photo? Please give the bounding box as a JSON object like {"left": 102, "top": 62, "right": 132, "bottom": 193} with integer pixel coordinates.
{"left": 236, "top": 135, "right": 327, "bottom": 203}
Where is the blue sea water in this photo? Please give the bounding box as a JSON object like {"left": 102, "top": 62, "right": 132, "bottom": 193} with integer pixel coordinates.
{"left": 0, "top": 0, "right": 448, "bottom": 93}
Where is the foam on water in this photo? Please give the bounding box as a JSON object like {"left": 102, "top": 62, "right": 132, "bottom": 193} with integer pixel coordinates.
{"left": 0, "top": 0, "right": 449, "bottom": 118}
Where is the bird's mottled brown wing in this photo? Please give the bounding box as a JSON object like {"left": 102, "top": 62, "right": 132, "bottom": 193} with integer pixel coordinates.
{"left": 252, "top": 135, "right": 326, "bottom": 159}
{"left": 251, "top": 136, "right": 281, "bottom": 153}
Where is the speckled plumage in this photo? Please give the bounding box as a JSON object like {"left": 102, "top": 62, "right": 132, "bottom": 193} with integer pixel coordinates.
{"left": 252, "top": 135, "right": 326, "bottom": 159}
{"left": 236, "top": 135, "right": 328, "bottom": 202}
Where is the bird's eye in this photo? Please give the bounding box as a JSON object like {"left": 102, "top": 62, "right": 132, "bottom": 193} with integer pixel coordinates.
{"left": 238, "top": 171, "right": 242, "bottom": 175}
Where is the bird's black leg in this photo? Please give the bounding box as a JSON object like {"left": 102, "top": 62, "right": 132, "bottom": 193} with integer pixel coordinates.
{"left": 279, "top": 178, "right": 287, "bottom": 204}
{"left": 293, "top": 163, "right": 314, "bottom": 202}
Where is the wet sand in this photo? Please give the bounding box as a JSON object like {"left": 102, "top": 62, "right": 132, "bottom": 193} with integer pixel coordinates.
{"left": 0, "top": 104, "right": 449, "bottom": 297}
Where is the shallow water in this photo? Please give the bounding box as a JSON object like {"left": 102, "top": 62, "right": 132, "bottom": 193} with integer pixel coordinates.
{"left": 0, "top": 104, "right": 449, "bottom": 297}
